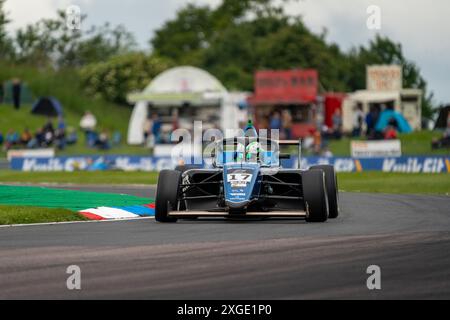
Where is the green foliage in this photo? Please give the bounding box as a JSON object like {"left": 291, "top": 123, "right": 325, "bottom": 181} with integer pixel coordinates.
{"left": 0, "top": 170, "right": 159, "bottom": 185}
{"left": 151, "top": 4, "right": 213, "bottom": 64}
{"left": 12, "top": 10, "right": 136, "bottom": 68}
{"left": 151, "top": 1, "right": 435, "bottom": 116}
{"left": 79, "top": 52, "right": 173, "bottom": 104}
{"left": 0, "top": 0, "right": 14, "bottom": 60}
{"left": 337, "top": 172, "right": 450, "bottom": 195}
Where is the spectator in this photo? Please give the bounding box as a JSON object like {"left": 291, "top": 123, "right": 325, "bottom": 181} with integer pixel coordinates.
{"left": 384, "top": 118, "right": 398, "bottom": 140}
{"left": 66, "top": 127, "right": 78, "bottom": 145}
{"left": 27, "top": 128, "right": 44, "bottom": 148}
{"left": 20, "top": 128, "right": 32, "bottom": 146}
{"left": 79, "top": 111, "right": 97, "bottom": 147}
{"left": 312, "top": 129, "right": 322, "bottom": 155}
{"left": 112, "top": 131, "right": 121, "bottom": 146}
{"left": 282, "top": 110, "right": 293, "bottom": 139}
{"left": 431, "top": 114, "right": 450, "bottom": 149}
{"left": 42, "top": 118, "right": 55, "bottom": 146}
{"left": 0, "top": 132, "right": 3, "bottom": 145}
{"left": 54, "top": 116, "right": 67, "bottom": 150}
{"left": 269, "top": 111, "right": 282, "bottom": 137}
{"left": 43, "top": 118, "right": 55, "bottom": 134}
{"left": 12, "top": 78, "right": 22, "bottom": 110}
{"left": 96, "top": 130, "right": 111, "bottom": 150}
{"left": 331, "top": 108, "right": 343, "bottom": 139}
{"left": 3, "top": 129, "right": 19, "bottom": 151}
{"left": 57, "top": 116, "right": 66, "bottom": 131}
{"left": 151, "top": 113, "right": 162, "bottom": 144}
{"left": 352, "top": 104, "right": 364, "bottom": 137}
{"left": 322, "top": 146, "right": 333, "bottom": 158}
{"left": 366, "top": 105, "right": 381, "bottom": 139}
{"left": 143, "top": 116, "right": 152, "bottom": 146}
{"left": 79, "top": 111, "right": 97, "bottom": 132}
{"left": 384, "top": 125, "right": 397, "bottom": 140}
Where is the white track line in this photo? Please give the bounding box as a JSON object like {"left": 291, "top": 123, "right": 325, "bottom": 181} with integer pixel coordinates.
{"left": 0, "top": 216, "right": 154, "bottom": 228}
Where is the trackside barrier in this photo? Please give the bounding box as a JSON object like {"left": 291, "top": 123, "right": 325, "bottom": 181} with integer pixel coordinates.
{"left": 9, "top": 155, "right": 450, "bottom": 173}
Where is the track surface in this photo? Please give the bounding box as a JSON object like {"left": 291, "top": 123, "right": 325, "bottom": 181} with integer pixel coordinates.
{"left": 0, "top": 185, "right": 449, "bottom": 299}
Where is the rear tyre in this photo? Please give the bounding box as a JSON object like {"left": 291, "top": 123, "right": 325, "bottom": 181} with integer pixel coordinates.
{"left": 309, "top": 165, "right": 339, "bottom": 218}
{"left": 302, "top": 169, "right": 329, "bottom": 222}
{"left": 155, "top": 170, "right": 181, "bottom": 223}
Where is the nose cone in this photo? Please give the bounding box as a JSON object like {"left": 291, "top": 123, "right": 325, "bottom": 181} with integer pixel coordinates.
{"left": 223, "top": 163, "right": 259, "bottom": 209}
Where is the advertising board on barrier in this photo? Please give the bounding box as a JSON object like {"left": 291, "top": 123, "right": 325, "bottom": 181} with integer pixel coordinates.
{"left": 6, "top": 148, "right": 55, "bottom": 161}
{"left": 351, "top": 140, "right": 402, "bottom": 158}
{"left": 10, "top": 155, "right": 450, "bottom": 173}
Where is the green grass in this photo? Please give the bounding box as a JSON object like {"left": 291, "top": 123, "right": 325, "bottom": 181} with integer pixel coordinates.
{"left": 0, "top": 204, "right": 88, "bottom": 225}
{"left": 338, "top": 172, "right": 450, "bottom": 195}
{"left": 0, "top": 170, "right": 159, "bottom": 185}
{"left": 0, "top": 63, "right": 151, "bottom": 157}
{"left": 0, "top": 170, "right": 448, "bottom": 195}
{"left": 0, "top": 103, "right": 151, "bottom": 157}
{"left": 328, "top": 130, "right": 449, "bottom": 156}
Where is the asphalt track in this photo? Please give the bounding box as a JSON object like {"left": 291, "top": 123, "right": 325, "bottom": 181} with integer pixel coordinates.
{"left": 0, "top": 184, "right": 449, "bottom": 299}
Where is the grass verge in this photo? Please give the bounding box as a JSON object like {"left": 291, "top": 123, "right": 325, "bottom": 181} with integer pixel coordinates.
{"left": 338, "top": 172, "right": 449, "bottom": 195}
{"left": 0, "top": 205, "right": 88, "bottom": 225}
{"left": 0, "top": 170, "right": 159, "bottom": 185}
{"left": 0, "top": 170, "right": 448, "bottom": 195}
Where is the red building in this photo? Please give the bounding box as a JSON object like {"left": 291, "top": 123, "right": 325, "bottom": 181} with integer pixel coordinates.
{"left": 323, "top": 92, "right": 346, "bottom": 129}
{"left": 248, "top": 69, "right": 319, "bottom": 138}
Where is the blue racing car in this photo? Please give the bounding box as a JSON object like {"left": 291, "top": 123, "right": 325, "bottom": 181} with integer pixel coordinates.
{"left": 155, "top": 122, "right": 339, "bottom": 223}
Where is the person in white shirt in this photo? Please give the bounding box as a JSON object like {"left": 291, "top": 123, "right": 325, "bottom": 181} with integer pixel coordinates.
{"left": 79, "top": 111, "right": 97, "bottom": 131}
{"left": 352, "top": 104, "right": 364, "bottom": 137}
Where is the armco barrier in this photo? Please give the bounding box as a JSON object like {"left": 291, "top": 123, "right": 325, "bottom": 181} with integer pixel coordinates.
{"left": 9, "top": 155, "right": 450, "bottom": 173}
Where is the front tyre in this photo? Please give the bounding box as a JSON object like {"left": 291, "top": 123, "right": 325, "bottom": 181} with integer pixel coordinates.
{"left": 155, "top": 170, "right": 181, "bottom": 223}
{"left": 309, "top": 165, "right": 339, "bottom": 218}
{"left": 302, "top": 169, "right": 329, "bottom": 222}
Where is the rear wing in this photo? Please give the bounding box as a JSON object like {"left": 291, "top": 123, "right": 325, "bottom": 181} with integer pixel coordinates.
{"left": 278, "top": 139, "right": 302, "bottom": 169}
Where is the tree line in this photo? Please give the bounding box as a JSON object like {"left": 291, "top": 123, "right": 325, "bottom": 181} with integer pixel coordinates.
{"left": 0, "top": 0, "right": 433, "bottom": 117}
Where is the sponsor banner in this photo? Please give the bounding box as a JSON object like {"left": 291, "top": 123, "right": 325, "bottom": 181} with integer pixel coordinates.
{"left": 351, "top": 140, "right": 402, "bottom": 158}
{"left": 10, "top": 155, "right": 450, "bottom": 173}
{"left": 367, "top": 65, "right": 402, "bottom": 91}
{"left": 10, "top": 155, "right": 176, "bottom": 172}
{"left": 7, "top": 148, "right": 54, "bottom": 161}
{"left": 296, "top": 156, "right": 449, "bottom": 173}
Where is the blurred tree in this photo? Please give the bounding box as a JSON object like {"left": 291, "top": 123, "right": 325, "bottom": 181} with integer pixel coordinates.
{"left": 151, "top": 1, "right": 434, "bottom": 116}
{"left": 79, "top": 52, "right": 172, "bottom": 104}
{"left": 0, "top": 0, "right": 14, "bottom": 60}
{"left": 151, "top": 4, "right": 213, "bottom": 65}
{"left": 13, "top": 10, "right": 136, "bottom": 68}
{"left": 152, "top": 0, "right": 348, "bottom": 91}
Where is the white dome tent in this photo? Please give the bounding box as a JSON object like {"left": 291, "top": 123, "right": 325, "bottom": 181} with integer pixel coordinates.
{"left": 127, "top": 66, "right": 246, "bottom": 145}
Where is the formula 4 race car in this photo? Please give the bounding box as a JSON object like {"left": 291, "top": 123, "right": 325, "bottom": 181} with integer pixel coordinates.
{"left": 155, "top": 122, "right": 339, "bottom": 223}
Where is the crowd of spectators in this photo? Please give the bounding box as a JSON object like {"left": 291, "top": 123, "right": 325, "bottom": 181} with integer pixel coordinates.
{"left": 353, "top": 104, "right": 402, "bottom": 140}
{"left": 79, "top": 111, "right": 121, "bottom": 150}
{"left": 1, "top": 117, "right": 77, "bottom": 152}
{"left": 431, "top": 113, "right": 450, "bottom": 150}
{"left": 0, "top": 110, "right": 121, "bottom": 152}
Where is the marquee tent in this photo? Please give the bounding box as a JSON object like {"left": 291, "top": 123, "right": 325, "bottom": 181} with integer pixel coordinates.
{"left": 126, "top": 66, "right": 229, "bottom": 145}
